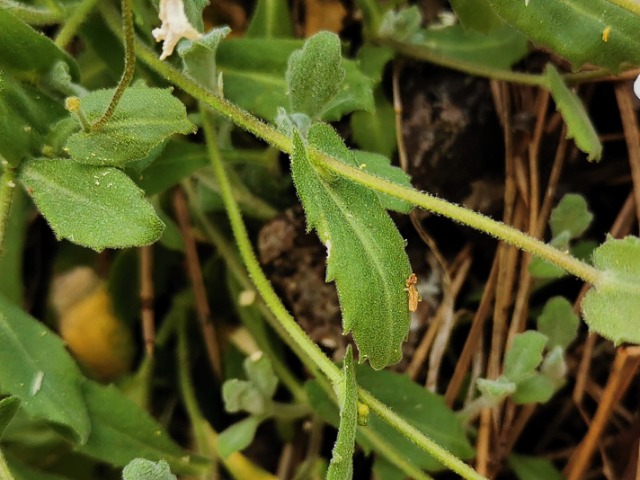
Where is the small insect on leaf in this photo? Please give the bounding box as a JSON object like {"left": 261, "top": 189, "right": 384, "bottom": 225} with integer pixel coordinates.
{"left": 405, "top": 273, "right": 420, "bottom": 312}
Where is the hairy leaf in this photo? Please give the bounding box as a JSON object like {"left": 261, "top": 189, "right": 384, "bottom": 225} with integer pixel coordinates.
{"left": 20, "top": 158, "right": 164, "bottom": 251}
{"left": 486, "top": 0, "right": 640, "bottom": 71}
{"left": 512, "top": 374, "right": 556, "bottom": 404}
{"left": 286, "top": 31, "right": 345, "bottom": 118}
{"left": 0, "top": 294, "right": 90, "bottom": 443}
{"left": 123, "top": 459, "right": 177, "bottom": 480}
{"left": 217, "top": 39, "right": 373, "bottom": 121}
{"left": 545, "top": 66, "right": 602, "bottom": 161}
{"left": 503, "top": 331, "right": 547, "bottom": 383}
{"left": 327, "top": 347, "right": 357, "bottom": 480}
{"left": 178, "top": 27, "right": 230, "bottom": 91}
{"left": 351, "top": 90, "right": 397, "bottom": 159}
{"left": 582, "top": 236, "right": 640, "bottom": 344}
{"left": 449, "top": 0, "right": 503, "bottom": 33}
{"left": 291, "top": 124, "right": 411, "bottom": 368}
{"left": 537, "top": 297, "right": 579, "bottom": 350}
{"left": 66, "top": 87, "right": 195, "bottom": 167}
{"left": 549, "top": 193, "right": 594, "bottom": 239}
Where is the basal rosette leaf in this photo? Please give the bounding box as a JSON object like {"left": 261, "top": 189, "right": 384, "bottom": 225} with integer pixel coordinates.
{"left": 66, "top": 87, "right": 195, "bottom": 167}
{"left": 290, "top": 124, "right": 411, "bottom": 369}
{"left": 582, "top": 236, "right": 640, "bottom": 344}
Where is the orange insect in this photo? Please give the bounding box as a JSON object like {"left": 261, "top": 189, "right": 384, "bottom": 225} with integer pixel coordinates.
{"left": 405, "top": 273, "right": 420, "bottom": 312}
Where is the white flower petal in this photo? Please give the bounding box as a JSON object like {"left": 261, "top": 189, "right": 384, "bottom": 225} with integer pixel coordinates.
{"left": 153, "top": 0, "right": 201, "bottom": 60}
{"left": 634, "top": 74, "right": 640, "bottom": 100}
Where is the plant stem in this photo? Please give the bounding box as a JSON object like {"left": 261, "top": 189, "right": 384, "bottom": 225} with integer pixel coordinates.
{"left": 92, "top": 0, "right": 136, "bottom": 130}
{"left": 53, "top": 0, "right": 100, "bottom": 48}
{"left": 0, "top": 164, "right": 17, "bottom": 257}
{"left": 122, "top": 25, "right": 600, "bottom": 286}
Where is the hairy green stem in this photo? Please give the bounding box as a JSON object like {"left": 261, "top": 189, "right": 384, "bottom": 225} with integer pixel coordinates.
{"left": 0, "top": 0, "right": 67, "bottom": 25}
{"left": 0, "top": 165, "right": 16, "bottom": 257}
{"left": 54, "top": 0, "right": 100, "bottom": 48}
{"left": 92, "top": 0, "right": 136, "bottom": 130}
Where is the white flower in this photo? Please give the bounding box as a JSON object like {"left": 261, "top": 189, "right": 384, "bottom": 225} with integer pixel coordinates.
{"left": 634, "top": 74, "right": 640, "bottom": 100}
{"left": 152, "top": 0, "right": 201, "bottom": 60}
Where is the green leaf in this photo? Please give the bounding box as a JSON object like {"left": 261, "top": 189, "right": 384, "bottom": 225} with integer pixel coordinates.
{"left": 222, "top": 379, "right": 268, "bottom": 416}
{"left": 0, "top": 293, "right": 91, "bottom": 443}
{"left": 512, "top": 373, "right": 556, "bottom": 404}
{"left": 307, "top": 366, "right": 474, "bottom": 472}
{"left": 66, "top": 87, "right": 196, "bottom": 167}
{"left": 182, "top": 0, "right": 209, "bottom": 32}
{"left": 122, "top": 459, "right": 177, "bottom": 480}
{"left": 476, "top": 377, "right": 516, "bottom": 401}
{"left": 78, "top": 381, "right": 208, "bottom": 475}
{"left": 351, "top": 89, "right": 397, "bottom": 159}
{"left": 326, "top": 347, "right": 357, "bottom": 480}
{"left": 0, "top": 74, "right": 67, "bottom": 166}
{"left": 408, "top": 24, "right": 529, "bottom": 70}
{"left": 19, "top": 158, "right": 164, "bottom": 251}
{"left": 178, "top": 27, "right": 230, "bottom": 91}
{"left": 217, "top": 39, "right": 372, "bottom": 121}
{"left": 5, "top": 453, "right": 70, "bottom": 480}
{"left": 549, "top": 193, "right": 593, "bottom": 239}
{"left": 0, "top": 9, "right": 79, "bottom": 81}
{"left": 537, "top": 296, "right": 579, "bottom": 350}
{"left": 508, "top": 454, "right": 564, "bottom": 480}
{"left": 291, "top": 124, "right": 411, "bottom": 368}
{"left": 286, "top": 32, "right": 346, "bottom": 119}
{"left": 378, "top": 6, "right": 422, "bottom": 42}
{"left": 133, "top": 141, "right": 208, "bottom": 196}
{"left": 503, "top": 331, "right": 547, "bottom": 384}
{"left": 581, "top": 235, "right": 640, "bottom": 344}
{"left": 246, "top": 0, "right": 294, "bottom": 38}
{"left": 0, "top": 188, "right": 27, "bottom": 303}
{"left": 528, "top": 232, "right": 571, "bottom": 279}
{"left": 0, "top": 396, "right": 20, "bottom": 440}
{"left": 486, "top": 0, "right": 640, "bottom": 71}
{"left": 449, "top": 0, "right": 504, "bottom": 33}
{"left": 545, "top": 66, "right": 602, "bottom": 161}
{"left": 540, "top": 346, "right": 568, "bottom": 387}
{"left": 352, "top": 150, "right": 412, "bottom": 213}
{"left": 217, "top": 415, "right": 263, "bottom": 459}
{"left": 356, "top": 45, "right": 394, "bottom": 82}
{"left": 244, "top": 353, "right": 278, "bottom": 400}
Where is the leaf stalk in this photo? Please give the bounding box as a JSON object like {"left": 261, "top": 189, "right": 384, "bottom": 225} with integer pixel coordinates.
{"left": 0, "top": 163, "right": 16, "bottom": 256}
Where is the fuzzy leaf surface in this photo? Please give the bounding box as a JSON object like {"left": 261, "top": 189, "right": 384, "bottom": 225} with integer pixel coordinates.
{"left": 0, "top": 293, "right": 90, "bottom": 443}
{"left": 449, "top": 0, "right": 503, "bottom": 32}
{"left": 549, "top": 193, "right": 593, "bottom": 239}
{"left": 286, "top": 31, "right": 345, "bottom": 118}
{"left": 537, "top": 297, "right": 579, "bottom": 350}
{"left": 122, "top": 459, "right": 177, "bottom": 480}
{"left": 545, "top": 66, "right": 602, "bottom": 161}
{"left": 218, "top": 415, "right": 263, "bottom": 459}
{"left": 486, "top": 0, "right": 640, "bottom": 71}
{"left": 66, "top": 87, "right": 195, "bottom": 167}
{"left": 327, "top": 347, "right": 357, "bottom": 480}
{"left": 512, "top": 373, "right": 556, "bottom": 405}
{"left": 20, "top": 159, "right": 164, "bottom": 251}
{"left": 582, "top": 236, "right": 640, "bottom": 344}
{"left": 291, "top": 124, "right": 411, "bottom": 369}
{"left": 217, "top": 39, "right": 373, "bottom": 121}
{"left": 503, "top": 331, "right": 547, "bottom": 383}
{"left": 178, "top": 27, "right": 230, "bottom": 91}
